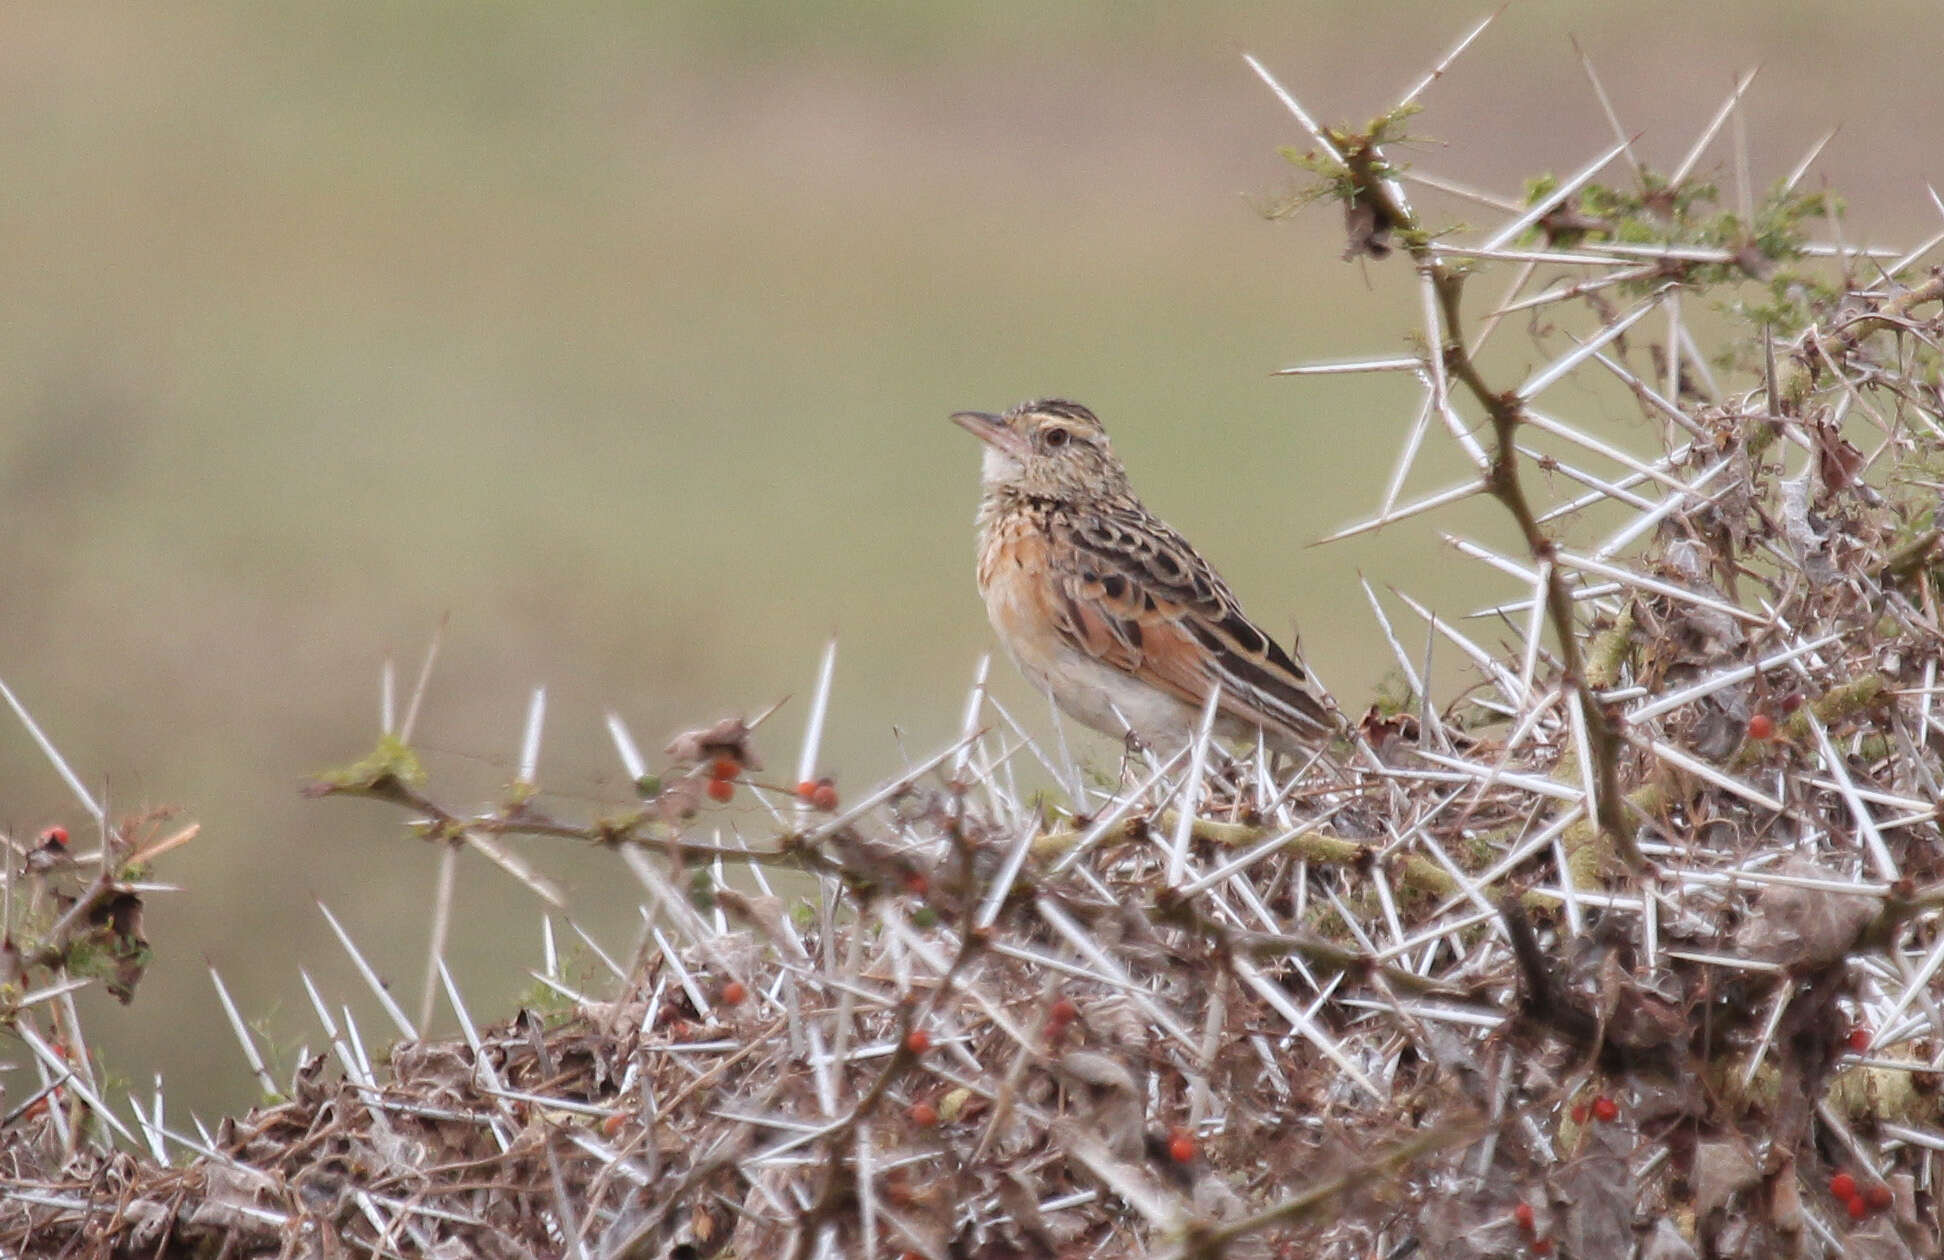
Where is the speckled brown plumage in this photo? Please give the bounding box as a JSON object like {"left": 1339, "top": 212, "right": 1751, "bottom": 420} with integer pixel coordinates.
{"left": 954, "top": 399, "right": 1337, "bottom": 756}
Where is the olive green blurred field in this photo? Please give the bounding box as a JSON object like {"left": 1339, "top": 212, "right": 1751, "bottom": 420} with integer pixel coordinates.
{"left": 3, "top": 3, "right": 1939, "bottom": 1118}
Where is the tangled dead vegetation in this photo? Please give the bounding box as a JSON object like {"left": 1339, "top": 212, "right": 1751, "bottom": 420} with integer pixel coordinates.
{"left": 8, "top": 16, "right": 1944, "bottom": 1259}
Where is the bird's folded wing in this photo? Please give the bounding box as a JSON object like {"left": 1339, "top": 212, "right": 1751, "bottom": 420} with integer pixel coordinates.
{"left": 1049, "top": 507, "right": 1336, "bottom": 737}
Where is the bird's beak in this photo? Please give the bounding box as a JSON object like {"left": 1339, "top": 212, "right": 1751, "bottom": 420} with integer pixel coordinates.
{"left": 951, "top": 410, "right": 1029, "bottom": 458}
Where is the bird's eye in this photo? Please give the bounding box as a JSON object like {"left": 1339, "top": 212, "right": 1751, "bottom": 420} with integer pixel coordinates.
{"left": 1043, "top": 427, "right": 1071, "bottom": 449}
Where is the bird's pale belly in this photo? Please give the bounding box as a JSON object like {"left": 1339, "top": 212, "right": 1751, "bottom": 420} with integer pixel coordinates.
{"left": 1029, "top": 641, "right": 1207, "bottom": 750}
{"left": 981, "top": 564, "right": 1203, "bottom": 750}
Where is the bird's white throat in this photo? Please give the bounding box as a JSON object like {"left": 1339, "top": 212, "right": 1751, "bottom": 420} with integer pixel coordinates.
{"left": 980, "top": 443, "right": 1024, "bottom": 488}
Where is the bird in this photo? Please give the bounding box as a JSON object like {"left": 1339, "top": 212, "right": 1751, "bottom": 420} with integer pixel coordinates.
{"left": 952, "top": 398, "right": 1339, "bottom": 759}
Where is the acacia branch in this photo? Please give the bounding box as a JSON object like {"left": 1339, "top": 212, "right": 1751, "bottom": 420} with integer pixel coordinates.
{"left": 1342, "top": 139, "right": 1640, "bottom": 869}
{"left": 1779, "top": 270, "right": 1944, "bottom": 412}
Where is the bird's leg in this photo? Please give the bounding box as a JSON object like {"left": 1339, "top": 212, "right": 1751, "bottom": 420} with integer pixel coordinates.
{"left": 1115, "top": 729, "right": 1150, "bottom": 792}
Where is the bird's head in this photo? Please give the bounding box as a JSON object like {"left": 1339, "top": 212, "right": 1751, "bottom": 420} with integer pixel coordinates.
{"left": 951, "top": 399, "right": 1127, "bottom": 499}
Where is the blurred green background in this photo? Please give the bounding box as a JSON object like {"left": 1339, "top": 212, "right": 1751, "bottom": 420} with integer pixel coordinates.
{"left": 3, "top": 1, "right": 1939, "bottom": 1121}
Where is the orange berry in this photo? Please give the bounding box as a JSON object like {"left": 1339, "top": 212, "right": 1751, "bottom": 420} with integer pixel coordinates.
{"left": 1167, "top": 1128, "right": 1196, "bottom": 1163}
{"left": 1846, "top": 1192, "right": 1867, "bottom": 1220}
{"left": 1591, "top": 1096, "right": 1619, "bottom": 1123}
{"left": 705, "top": 778, "right": 734, "bottom": 803}
{"left": 796, "top": 780, "right": 817, "bottom": 799}
{"left": 1747, "top": 713, "right": 1775, "bottom": 740}
{"left": 601, "top": 1112, "right": 625, "bottom": 1137}
{"left": 1865, "top": 1183, "right": 1891, "bottom": 1210}
{"left": 908, "top": 1101, "right": 938, "bottom": 1127}
{"left": 1829, "top": 1172, "right": 1856, "bottom": 1200}
{"left": 810, "top": 782, "right": 839, "bottom": 812}
{"left": 710, "top": 756, "right": 739, "bottom": 781}
{"left": 719, "top": 980, "right": 747, "bottom": 1006}
{"left": 904, "top": 1029, "right": 931, "bottom": 1054}
{"left": 1513, "top": 1202, "right": 1535, "bottom": 1234}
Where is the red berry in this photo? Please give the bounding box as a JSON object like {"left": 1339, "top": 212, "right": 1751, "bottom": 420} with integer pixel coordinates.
{"left": 1746, "top": 713, "right": 1775, "bottom": 740}
{"left": 1530, "top": 1240, "right": 1553, "bottom": 1256}
{"left": 1865, "top": 1183, "right": 1891, "bottom": 1211}
{"left": 1044, "top": 996, "right": 1077, "bottom": 1045}
{"left": 810, "top": 782, "right": 839, "bottom": 812}
{"left": 1513, "top": 1202, "right": 1535, "bottom": 1234}
{"left": 40, "top": 825, "right": 68, "bottom": 848}
{"left": 1829, "top": 1172, "right": 1856, "bottom": 1200}
{"left": 908, "top": 1101, "right": 938, "bottom": 1127}
{"left": 1570, "top": 1103, "right": 1590, "bottom": 1125}
{"left": 1781, "top": 692, "right": 1803, "bottom": 714}
{"left": 1848, "top": 1027, "right": 1871, "bottom": 1052}
{"left": 1592, "top": 1096, "right": 1619, "bottom": 1123}
{"left": 705, "top": 778, "right": 734, "bottom": 803}
{"left": 796, "top": 780, "right": 817, "bottom": 799}
{"left": 719, "top": 980, "right": 747, "bottom": 1006}
{"left": 903, "top": 871, "right": 929, "bottom": 896}
{"left": 904, "top": 1029, "right": 931, "bottom": 1054}
{"left": 1846, "top": 1192, "right": 1868, "bottom": 1220}
{"left": 1167, "top": 1128, "right": 1196, "bottom": 1163}
{"left": 709, "top": 756, "right": 739, "bottom": 781}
